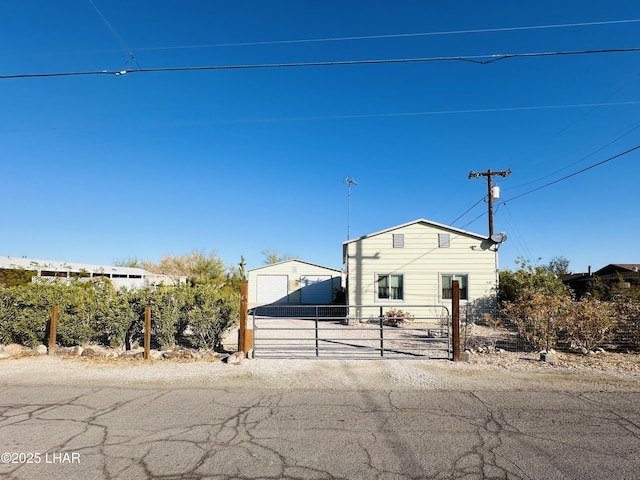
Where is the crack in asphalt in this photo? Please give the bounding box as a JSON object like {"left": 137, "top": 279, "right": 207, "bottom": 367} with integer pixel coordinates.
{"left": 1, "top": 381, "right": 639, "bottom": 479}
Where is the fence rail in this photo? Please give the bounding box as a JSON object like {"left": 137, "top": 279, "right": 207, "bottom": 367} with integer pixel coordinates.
{"left": 251, "top": 304, "right": 450, "bottom": 359}
{"left": 461, "top": 303, "right": 640, "bottom": 353}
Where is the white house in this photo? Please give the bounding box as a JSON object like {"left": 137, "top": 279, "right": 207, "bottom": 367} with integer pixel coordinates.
{"left": 248, "top": 259, "right": 343, "bottom": 308}
{"left": 343, "top": 219, "right": 500, "bottom": 318}
{"left": 0, "top": 256, "right": 186, "bottom": 289}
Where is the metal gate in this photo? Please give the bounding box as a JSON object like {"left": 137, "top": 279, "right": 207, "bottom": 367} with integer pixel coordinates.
{"left": 251, "top": 304, "right": 451, "bottom": 359}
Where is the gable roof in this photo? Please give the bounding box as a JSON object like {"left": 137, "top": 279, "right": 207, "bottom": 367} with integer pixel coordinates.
{"left": 248, "top": 259, "right": 342, "bottom": 273}
{"left": 343, "top": 218, "right": 487, "bottom": 247}
{"left": 594, "top": 264, "right": 640, "bottom": 276}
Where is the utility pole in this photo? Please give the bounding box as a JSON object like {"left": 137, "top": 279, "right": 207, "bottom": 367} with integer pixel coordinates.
{"left": 468, "top": 169, "right": 511, "bottom": 238}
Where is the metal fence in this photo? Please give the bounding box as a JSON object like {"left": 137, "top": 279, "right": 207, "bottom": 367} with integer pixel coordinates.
{"left": 251, "top": 305, "right": 450, "bottom": 359}
{"left": 461, "top": 303, "right": 640, "bottom": 353}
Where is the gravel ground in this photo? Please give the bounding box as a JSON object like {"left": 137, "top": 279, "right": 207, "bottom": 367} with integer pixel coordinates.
{"left": 1, "top": 351, "right": 639, "bottom": 391}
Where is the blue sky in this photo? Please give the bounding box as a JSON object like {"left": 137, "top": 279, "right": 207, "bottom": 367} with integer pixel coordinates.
{"left": 2, "top": 1, "right": 639, "bottom": 274}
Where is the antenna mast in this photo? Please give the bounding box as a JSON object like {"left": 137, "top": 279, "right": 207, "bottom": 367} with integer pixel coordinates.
{"left": 345, "top": 177, "right": 358, "bottom": 240}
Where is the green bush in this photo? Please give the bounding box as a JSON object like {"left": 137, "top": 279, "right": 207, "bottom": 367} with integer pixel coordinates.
{"left": 188, "top": 285, "right": 239, "bottom": 351}
{"left": 0, "top": 281, "right": 241, "bottom": 351}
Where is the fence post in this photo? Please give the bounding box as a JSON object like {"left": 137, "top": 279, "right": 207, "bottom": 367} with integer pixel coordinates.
{"left": 452, "top": 280, "right": 461, "bottom": 361}
{"left": 48, "top": 306, "right": 58, "bottom": 355}
{"left": 315, "top": 308, "right": 319, "bottom": 357}
{"left": 238, "top": 281, "right": 250, "bottom": 354}
{"left": 144, "top": 306, "right": 151, "bottom": 360}
{"left": 379, "top": 306, "right": 384, "bottom": 357}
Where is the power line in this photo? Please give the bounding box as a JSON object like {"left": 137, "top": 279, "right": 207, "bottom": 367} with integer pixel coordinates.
{"left": 508, "top": 121, "right": 640, "bottom": 190}
{"left": 450, "top": 196, "right": 486, "bottom": 226}
{"left": 87, "top": 0, "right": 142, "bottom": 69}
{"left": 2, "top": 46, "right": 639, "bottom": 80}
{"left": 457, "top": 144, "right": 640, "bottom": 231}
{"left": 500, "top": 144, "right": 640, "bottom": 205}
{"left": 53, "top": 18, "right": 640, "bottom": 54}
{"left": 4, "top": 100, "right": 638, "bottom": 133}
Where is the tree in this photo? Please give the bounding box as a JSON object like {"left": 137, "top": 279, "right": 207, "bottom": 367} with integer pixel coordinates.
{"left": 262, "top": 249, "right": 298, "bottom": 265}
{"left": 545, "top": 256, "right": 571, "bottom": 276}
{"left": 499, "top": 257, "right": 573, "bottom": 305}
{"left": 146, "top": 250, "right": 227, "bottom": 286}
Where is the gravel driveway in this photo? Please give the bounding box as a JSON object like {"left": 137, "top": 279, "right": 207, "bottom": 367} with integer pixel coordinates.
{"left": 2, "top": 351, "right": 639, "bottom": 391}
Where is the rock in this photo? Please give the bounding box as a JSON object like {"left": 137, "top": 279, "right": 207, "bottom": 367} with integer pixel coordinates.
{"left": 540, "top": 351, "right": 557, "bottom": 363}
{"left": 149, "top": 350, "right": 164, "bottom": 360}
{"left": 69, "top": 346, "right": 84, "bottom": 356}
{"left": 0, "top": 352, "right": 11, "bottom": 359}
{"left": 34, "top": 345, "right": 47, "bottom": 355}
{"left": 3, "top": 344, "right": 23, "bottom": 356}
{"left": 162, "top": 350, "right": 182, "bottom": 360}
{"left": 81, "top": 348, "right": 99, "bottom": 358}
{"left": 225, "top": 351, "right": 245, "bottom": 365}
{"left": 120, "top": 351, "right": 144, "bottom": 359}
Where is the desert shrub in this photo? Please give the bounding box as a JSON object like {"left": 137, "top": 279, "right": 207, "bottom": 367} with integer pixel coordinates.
{"left": 57, "top": 283, "right": 107, "bottom": 346}
{"left": 188, "top": 285, "right": 239, "bottom": 351}
{"left": 383, "top": 308, "right": 413, "bottom": 327}
{"left": 560, "top": 296, "right": 616, "bottom": 351}
{"left": 502, "top": 292, "right": 572, "bottom": 351}
{"left": 147, "top": 286, "right": 187, "bottom": 349}
{"left": 611, "top": 295, "right": 640, "bottom": 351}
{"left": 0, "top": 283, "right": 63, "bottom": 347}
{"left": 93, "top": 289, "right": 137, "bottom": 349}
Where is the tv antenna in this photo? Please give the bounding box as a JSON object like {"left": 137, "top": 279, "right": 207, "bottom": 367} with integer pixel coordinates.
{"left": 344, "top": 177, "right": 358, "bottom": 240}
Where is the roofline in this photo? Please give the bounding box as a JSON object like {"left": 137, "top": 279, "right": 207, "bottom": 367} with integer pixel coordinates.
{"left": 0, "top": 256, "right": 158, "bottom": 276}
{"left": 342, "top": 218, "right": 487, "bottom": 246}
{"left": 248, "top": 258, "right": 342, "bottom": 273}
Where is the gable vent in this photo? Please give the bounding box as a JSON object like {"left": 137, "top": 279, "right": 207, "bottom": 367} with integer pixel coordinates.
{"left": 393, "top": 234, "right": 405, "bottom": 248}
{"left": 438, "top": 233, "right": 450, "bottom": 248}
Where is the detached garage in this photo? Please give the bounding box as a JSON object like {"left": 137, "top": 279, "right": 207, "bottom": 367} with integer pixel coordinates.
{"left": 248, "top": 260, "right": 342, "bottom": 308}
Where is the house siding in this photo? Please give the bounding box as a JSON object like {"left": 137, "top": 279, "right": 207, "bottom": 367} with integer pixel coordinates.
{"left": 345, "top": 221, "right": 497, "bottom": 318}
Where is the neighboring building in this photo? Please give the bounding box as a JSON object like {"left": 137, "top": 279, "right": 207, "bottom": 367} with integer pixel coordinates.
{"left": 247, "top": 260, "right": 343, "bottom": 308}
{"left": 562, "top": 264, "right": 640, "bottom": 298}
{"left": 0, "top": 256, "right": 186, "bottom": 289}
{"left": 343, "top": 219, "right": 500, "bottom": 318}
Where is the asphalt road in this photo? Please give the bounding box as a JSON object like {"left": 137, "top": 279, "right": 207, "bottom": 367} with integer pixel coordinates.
{"left": 1, "top": 379, "right": 639, "bottom": 479}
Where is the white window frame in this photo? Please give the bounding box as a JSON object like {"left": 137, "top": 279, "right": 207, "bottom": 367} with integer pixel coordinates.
{"left": 440, "top": 273, "right": 469, "bottom": 301}
{"left": 375, "top": 273, "right": 405, "bottom": 302}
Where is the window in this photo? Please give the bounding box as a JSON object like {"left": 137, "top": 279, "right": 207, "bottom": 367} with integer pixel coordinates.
{"left": 441, "top": 274, "right": 468, "bottom": 300}
{"left": 377, "top": 274, "right": 404, "bottom": 300}
{"left": 438, "top": 233, "right": 450, "bottom": 248}
{"left": 392, "top": 234, "right": 405, "bottom": 248}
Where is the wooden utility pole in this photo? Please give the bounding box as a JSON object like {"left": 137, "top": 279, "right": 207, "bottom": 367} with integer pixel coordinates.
{"left": 468, "top": 169, "right": 511, "bottom": 237}
{"left": 451, "top": 280, "right": 460, "bottom": 362}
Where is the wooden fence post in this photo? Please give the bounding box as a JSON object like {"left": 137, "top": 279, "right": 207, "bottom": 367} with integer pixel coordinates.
{"left": 48, "top": 306, "right": 58, "bottom": 355}
{"left": 238, "top": 281, "right": 250, "bottom": 354}
{"left": 144, "top": 306, "right": 151, "bottom": 360}
{"left": 452, "top": 280, "right": 461, "bottom": 362}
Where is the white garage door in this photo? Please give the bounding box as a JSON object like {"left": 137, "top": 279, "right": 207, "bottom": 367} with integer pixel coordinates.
{"left": 300, "top": 275, "right": 333, "bottom": 304}
{"left": 257, "top": 275, "right": 288, "bottom": 304}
